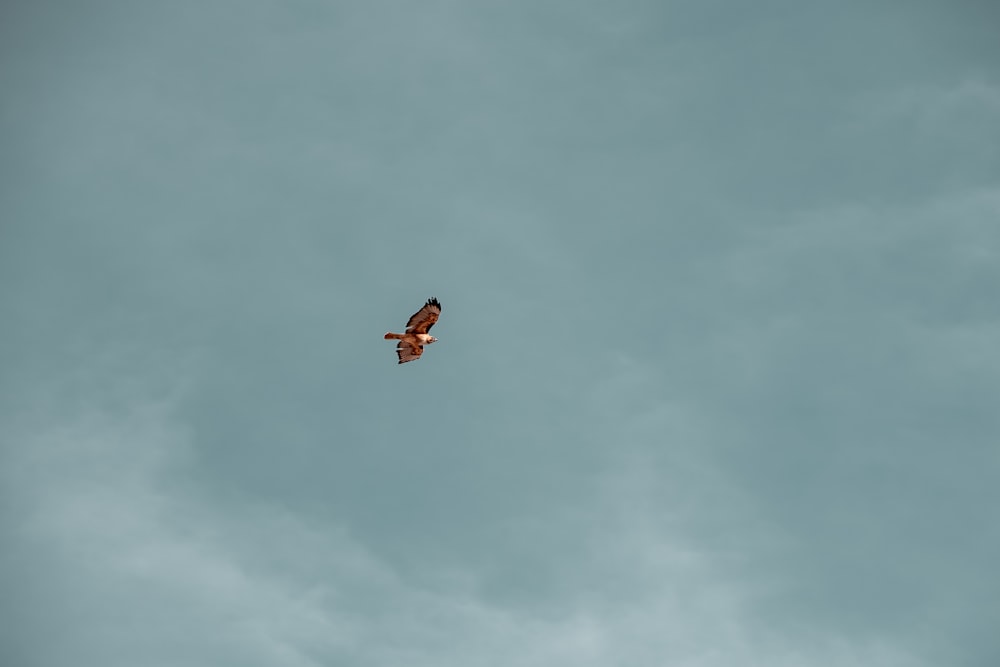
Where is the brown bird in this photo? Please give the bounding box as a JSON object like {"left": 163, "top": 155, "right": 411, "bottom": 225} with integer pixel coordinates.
{"left": 383, "top": 297, "right": 441, "bottom": 364}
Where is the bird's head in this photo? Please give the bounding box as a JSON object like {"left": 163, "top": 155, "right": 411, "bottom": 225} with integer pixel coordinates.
{"left": 428, "top": 336, "right": 438, "bottom": 344}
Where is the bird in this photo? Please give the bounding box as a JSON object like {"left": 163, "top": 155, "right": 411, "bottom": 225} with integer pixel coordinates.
{"left": 384, "top": 297, "right": 441, "bottom": 364}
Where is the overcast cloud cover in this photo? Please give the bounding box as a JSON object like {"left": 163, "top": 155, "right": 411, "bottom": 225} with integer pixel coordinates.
{"left": 2, "top": 1, "right": 999, "bottom": 665}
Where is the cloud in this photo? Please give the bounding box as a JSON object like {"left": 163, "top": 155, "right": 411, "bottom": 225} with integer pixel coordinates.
{"left": 620, "top": 187, "right": 1000, "bottom": 665}
{"left": 2, "top": 391, "right": 355, "bottom": 667}
{"left": 853, "top": 78, "right": 1000, "bottom": 125}
{"left": 1, "top": 368, "right": 935, "bottom": 667}
{"left": 838, "top": 78, "right": 1000, "bottom": 199}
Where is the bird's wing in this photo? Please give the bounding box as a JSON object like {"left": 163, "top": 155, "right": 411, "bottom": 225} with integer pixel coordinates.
{"left": 396, "top": 340, "right": 424, "bottom": 364}
{"left": 405, "top": 297, "right": 441, "bottom": 334}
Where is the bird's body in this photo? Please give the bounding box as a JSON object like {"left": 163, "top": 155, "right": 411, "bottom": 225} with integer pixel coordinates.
{"left": 382, "top": 331, "right": 436, "bottom": 346}
{"left": 384, "top": 298, "right": 441, "bottom": 364}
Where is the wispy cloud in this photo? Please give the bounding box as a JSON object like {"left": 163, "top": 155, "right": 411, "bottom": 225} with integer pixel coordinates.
{"left": 2, "top": 370, "right": 933, "bottom": 667}
{"left": 852, "top": 78, "right": 1000, "bottom": 125}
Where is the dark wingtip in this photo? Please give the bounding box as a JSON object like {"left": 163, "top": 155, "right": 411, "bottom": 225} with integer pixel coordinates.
{"left": 427, "top": 297, "right": 440, "bottom": 308}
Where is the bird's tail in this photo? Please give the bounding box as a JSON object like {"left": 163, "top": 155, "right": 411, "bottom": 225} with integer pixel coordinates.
{"left": 384, "top": 332, "right": 403, "bottom": 340}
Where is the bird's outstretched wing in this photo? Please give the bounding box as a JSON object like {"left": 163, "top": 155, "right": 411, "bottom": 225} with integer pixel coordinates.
{"left": 405, "top": 297, "right": 441, "bottom": 334}
{"left": 396, "top": 340, "right": 424, "bottom": 364}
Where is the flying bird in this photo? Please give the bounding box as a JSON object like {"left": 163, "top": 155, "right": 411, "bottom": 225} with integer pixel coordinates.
{"left": 384, "top": 297, "right": 441, "bottom": 364}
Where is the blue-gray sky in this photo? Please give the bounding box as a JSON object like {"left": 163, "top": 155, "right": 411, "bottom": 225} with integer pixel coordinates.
{"left": 2, "top": 1, "right": 999, "bottom": 665}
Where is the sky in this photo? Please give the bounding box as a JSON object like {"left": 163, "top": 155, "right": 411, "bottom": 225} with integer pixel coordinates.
{"left": 2, "top": 1, "right": 999, "bottom": 665}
